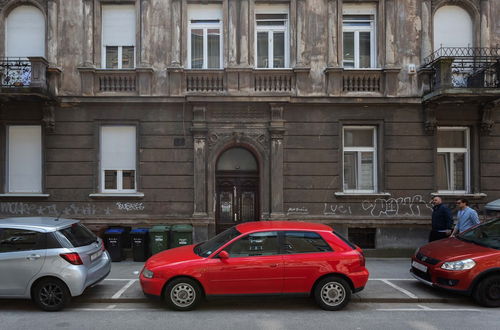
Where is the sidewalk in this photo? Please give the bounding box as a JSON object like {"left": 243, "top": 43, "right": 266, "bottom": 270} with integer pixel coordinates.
{"left": 75, "top": 258, "right": 470, "bottom": 304}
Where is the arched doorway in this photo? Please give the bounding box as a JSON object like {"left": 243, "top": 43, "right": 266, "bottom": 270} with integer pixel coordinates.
{"left": 215, "top": 147, "right": 259, "bottom": 233}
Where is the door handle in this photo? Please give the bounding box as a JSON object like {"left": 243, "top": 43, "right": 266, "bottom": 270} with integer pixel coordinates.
{"left": 269, "top": 264, "right": 278, "bottom": 268}
{"left": 27, "top": 254, "right": 41, "bottom": 260}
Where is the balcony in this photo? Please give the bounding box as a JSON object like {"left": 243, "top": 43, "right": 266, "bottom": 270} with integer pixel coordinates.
{"left": 0, "top": 57, "right": 51, "bottom": 98}
{"left": 78, "top": 67, "right": 153, "bottom": 96}
{"left": 420, "top": 47, "right": 500, "bottom": 103}
{"left": 324, "top": 67, "right": 399, "bottom": 97}
{"left": 168, "top": 68, "right": 297, "bottom": 96}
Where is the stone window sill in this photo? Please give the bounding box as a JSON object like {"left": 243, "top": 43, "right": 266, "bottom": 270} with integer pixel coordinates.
{"left": 431, "top": 192, "right": 487, "bottom": 199}
{"left": 89, "top": 192, "right": 144, "bottom": 199}
{"left": 334, "top": 192, "right": 391, "bottom": 199}
{"left": 0, "top": 193, "right": 50, "bottom": 198}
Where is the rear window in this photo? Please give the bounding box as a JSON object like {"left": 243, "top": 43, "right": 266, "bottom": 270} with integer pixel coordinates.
{"left": 57, "top": 223, "right": 97, "bottom": 247}
{"left": 332, "top": 230, "right": 357, "bottom": 250}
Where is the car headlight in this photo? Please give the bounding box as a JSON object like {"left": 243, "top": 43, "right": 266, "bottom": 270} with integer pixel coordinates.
{"left": 441, "top": 259, "right": 476, "bottom": 271}
{"left": 142, "top": 268, "right": 154, "bottom": 279}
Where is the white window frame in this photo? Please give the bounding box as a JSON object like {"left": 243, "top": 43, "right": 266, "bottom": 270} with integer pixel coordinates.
{"left": 187, "top": 5, "right": 223, "bottom": 69}
{"left": 436, "top": 127, "right": 470, "bottom": 194}
{"left": 100, "top": 126, "right": 137, "bottom": 194}
{"left": 101, "top": 5, "right": 136, "bottom": 69}
{"left": 255, "top": 5, "right": 290, "bottom": 69}
{"left": 342, "top": 4, "right": 377, "bottom": 69}
{"left": 342, "top": 126, "right": 377, "bottom": 193}
{"left": 6, "top": 125, "right": 42, "bottom": 193}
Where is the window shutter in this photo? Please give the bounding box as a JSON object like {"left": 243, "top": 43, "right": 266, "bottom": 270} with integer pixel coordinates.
{"left": 102, "top": 5, "right": 136, "bottom": 46}
{"left": 433, "top": 6, "right": 473, "bottom": 49}
{"left": 101, "top": 126, "right": 136, "bottom": 170}
{"left": 8, "top": 126, "right": 42, "bottom": 193}
{"left": 5, "top": 6, "right": 45, "bottom": 57}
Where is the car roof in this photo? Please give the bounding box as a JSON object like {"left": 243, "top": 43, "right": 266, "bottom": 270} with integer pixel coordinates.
{"left": 236, "top": 221, "right": 333, "bottom": 234}
{"left": 0, "top": 217, "right": 79, "bottom": 233}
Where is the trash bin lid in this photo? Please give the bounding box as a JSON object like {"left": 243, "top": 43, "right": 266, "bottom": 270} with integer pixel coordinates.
{"left": 150, "top": 225, "right": 171, "bottom": 233}
{"left": 131, "top": 228, "right": 149, "bottom": 234}
{"left": 171, "top": 224, "right": 193, "bottom": 232}
{"left": 105, "top": 228, "right": 125, "bottom": 234}
{"left": 485, "top": 199, "right": 500, "bottom": 211}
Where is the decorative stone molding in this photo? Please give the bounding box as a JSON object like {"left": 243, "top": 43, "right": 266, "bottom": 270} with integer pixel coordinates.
{"left": 42, "top": 102, "right": 56, "bottom": 133}
{"left": 207, "top": 131, "right": 268, "bottom": 153}
{"left": 480, "top": 102, "right": 497, "bottom": 135}
{"left": 423, "top": 102, "right": 438, "bottom": 135}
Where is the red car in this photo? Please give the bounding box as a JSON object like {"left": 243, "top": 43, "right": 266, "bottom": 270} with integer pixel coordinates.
{"left": 140, "top": 221, "right": 368, "bottom": 311}
{"left": 411, "top": 217, "right": 500, "bottom": 307}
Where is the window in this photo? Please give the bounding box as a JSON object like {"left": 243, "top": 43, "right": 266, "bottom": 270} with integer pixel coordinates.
{"left": 100, "top": 126, "right": 136, "bottom": 193}
{"left": 342, "top": 4, "right": 376, "bottom": 68}
{"left": 255, "top": 5, "right": 289, "bottom": 68}
{"left": 0, "top": 228, "right": 43, "bottom": 253}
{"left": 437, "top": 127, "right": 470, "bottom": 193}
{"left": 5, "top": 5, "right": 45, "bottom": 58}
{"left": 283, "top": 231, "right": 332, "bottom": 254}
{"left": 188, "top": 5, "right": 223, "bottom": 69}
{"left": 102, "top": 5, "right": 136, "bottom": 69}
{"left": 343, "top": 126, "right": 377, "bottom": 193}
{"left": 225, "top": 232, "right": 279, "bottom": 257}
{"left": 6, "top": 125, "right": 42, "bottom": 193}
{"left": 433, "top": 5, "right": 473, "bottom": 50}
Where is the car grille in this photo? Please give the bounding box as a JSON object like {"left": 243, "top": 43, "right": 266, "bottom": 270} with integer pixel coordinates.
{"left": 416, "top": 252, "right": 440, "bottom": 265}
{"left": 411, "top": 267, "right": 432, "bottom": 282}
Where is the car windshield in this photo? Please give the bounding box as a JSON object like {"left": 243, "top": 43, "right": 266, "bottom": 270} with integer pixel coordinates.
{"left": 194, "top": 227, "right": 241, "bottom": 257}
{"left": 458, "top": 218, "right": 500, "bottom": 250}
{"left": 57, "top": 223, "right": 97, "bottom": 248}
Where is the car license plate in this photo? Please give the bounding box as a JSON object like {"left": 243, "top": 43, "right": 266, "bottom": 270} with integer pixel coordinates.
{"left": 91, "top": 250, "right": 103, "bottom": 262}
{"left": 412, "top": 260, "right": 427, "bottom": 272}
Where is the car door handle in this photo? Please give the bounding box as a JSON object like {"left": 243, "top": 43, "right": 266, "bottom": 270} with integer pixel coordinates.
{"left": 27, "top": 254, "right": 41, "bottom": 260}
{"left": 269, "top": 264, "right": 279, "bottom": 268}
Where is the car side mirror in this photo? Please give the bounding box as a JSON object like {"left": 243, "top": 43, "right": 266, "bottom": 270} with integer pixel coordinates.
{"left": 218, "top": 251, "right": 229, "bottom": 260}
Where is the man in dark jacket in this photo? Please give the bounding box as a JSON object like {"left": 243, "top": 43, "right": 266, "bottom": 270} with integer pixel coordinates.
{"left": 429, "top": 196, "right": 452, "bottom": 242}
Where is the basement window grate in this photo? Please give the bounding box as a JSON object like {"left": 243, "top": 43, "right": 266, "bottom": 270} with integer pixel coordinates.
{"left": 348, "top": 227, "right": 376, "bottom": 249}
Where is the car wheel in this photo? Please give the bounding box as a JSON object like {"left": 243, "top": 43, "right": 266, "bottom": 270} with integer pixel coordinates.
{"left": 473, "top": 275, "right": 500, "bottom": 307}
{"left": 314, "top": 276, "right": 351, "bottom": 311}
{"left": 164, "top": 278, "right": 202, "bottom": 311}
{"left": 32, "top": 278, "right": 71, "bottom": 311}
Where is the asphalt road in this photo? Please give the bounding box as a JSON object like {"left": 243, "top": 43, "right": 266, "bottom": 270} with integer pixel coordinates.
{"left": 1, "top": 301, "right": 499, "bottom": 330}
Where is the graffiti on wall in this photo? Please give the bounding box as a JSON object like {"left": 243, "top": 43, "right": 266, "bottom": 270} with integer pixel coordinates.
{"left": 361, "top": 195, "right": 433, "bottom": 217}
{"left": 0, "top": 201, "right": 147, "bottom": 217}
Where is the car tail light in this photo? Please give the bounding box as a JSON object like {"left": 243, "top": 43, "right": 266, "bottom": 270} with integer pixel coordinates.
{"left": 60, "top": 252, "right": 83, "bottom": 265}
{"left": 356, "top": 250, "right": 366, "bottom": 267}
{"left": 100, "top": 242, "right": 106, "bottom": 251}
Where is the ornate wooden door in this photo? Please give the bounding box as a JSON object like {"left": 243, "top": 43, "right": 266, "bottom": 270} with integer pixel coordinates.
{"left": 216, "top": 174, "right": 259, "bottom": 233}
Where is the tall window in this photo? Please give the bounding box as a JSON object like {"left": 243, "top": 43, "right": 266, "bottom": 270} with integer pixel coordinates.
{"left": 100, "top": 126, "right": 136, "bottom": 193}
{"left": 343, "top": 127, "right": 377, "bottom": 193}
{"left": 437, "top": 127, "right": 470, "bottom": 193}
{"left": 342, "top": 4, "right": 376, "bottom": 68}
{"left": 7, "top": 126, "right": 42, "bottom": 193}
{"left": 433, "top": 5, "right": 473, "bottom": 50}
{"left": 188, "top": 5, "right": 223, "bottom": 69}
{"left": 102, "top": 5, "right": 136, "bottom": 69}
{"left": 255, "top": 5, "right": 289, "bottom": 69}
{"left": 5, "top": 5, "right": 45, "bottom": 58}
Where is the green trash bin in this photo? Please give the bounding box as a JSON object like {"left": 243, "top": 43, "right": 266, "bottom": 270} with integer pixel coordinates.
{"left": 149, "top": 225, "right": 170, "bottom": 255}
{"left": 170, "top": 224, "right": 193, "bottom": 248}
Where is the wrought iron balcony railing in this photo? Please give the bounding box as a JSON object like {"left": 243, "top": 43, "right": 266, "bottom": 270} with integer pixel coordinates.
{"left": 0, "top": 58, "right": 32, "bottom": 87}
{"left": 421, "top": 47, "right": 500, "bottom": 90}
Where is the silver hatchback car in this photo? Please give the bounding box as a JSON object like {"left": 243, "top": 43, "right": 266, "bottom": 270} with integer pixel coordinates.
{"left": 0, "top": 217, "right": 111, "bottom": 311}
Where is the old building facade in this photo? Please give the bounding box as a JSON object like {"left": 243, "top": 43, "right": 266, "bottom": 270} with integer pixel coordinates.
{"left": 0, "top": 0, "right": 499, "bottom": 250}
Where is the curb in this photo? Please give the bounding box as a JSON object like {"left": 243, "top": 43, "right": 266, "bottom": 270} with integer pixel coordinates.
{"left": 76, "top": 297, "right": 469, "bottom": 304}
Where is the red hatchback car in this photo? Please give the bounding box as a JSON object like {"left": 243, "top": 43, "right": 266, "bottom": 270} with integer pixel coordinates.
{"left": 411, "top": 217, "right": 500, "bottom": 307}
{"left": 140, "top": 221, "right": 368, "bottom": 311}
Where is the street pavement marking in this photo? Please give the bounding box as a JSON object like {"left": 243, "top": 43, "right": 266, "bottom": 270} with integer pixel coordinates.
{"left": 106, "top": 305, "right": 117, "bottom": 309}
{"left": 377, "top": 304, "right": 481, "bottom": 312}
{"left": 104, "top": 278, "right": 139, "bottom": 281}
{"left": 111, "top": 280, "right": 136, "bottom": 299}
{"left": 369, "top": 278, "right": 416, "bottom": 281}
{"left": 381, "top": 279, "right": 418, "bottom": 299}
